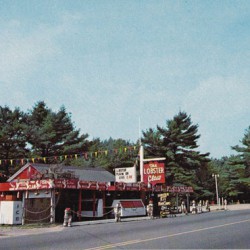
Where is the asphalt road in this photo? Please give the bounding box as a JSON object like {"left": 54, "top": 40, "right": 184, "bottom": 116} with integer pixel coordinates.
{"left": 1, "top": 210, "right": 250, "bottom": 249}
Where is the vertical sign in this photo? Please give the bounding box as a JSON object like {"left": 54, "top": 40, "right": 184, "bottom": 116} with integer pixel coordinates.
{"left": 13, "top": 201, "right": 23, "bottom": 224}
{"left": 143, "top": 161, "right": 165, "bottom": 186}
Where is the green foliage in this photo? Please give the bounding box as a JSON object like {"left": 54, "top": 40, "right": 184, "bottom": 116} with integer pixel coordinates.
{"left": 67, "top": 137, "right": 138, "bottom": 175}
{"left": 0, "top": 102, "right": 138, "bottom": 177}
{"left": 0, "top": 106, "right": 28, "bottom": 175}
{"left": 25, "top": 101, "right": 89, "bottom": 160}
{"left": 208, "top": 151, "right": 250, "bottom": 202}
{"left": 142, "top": 111, "right": 210, "bottom": 198}
{"left": 226, "top": 127, "right": 250, "bottom": 201}
{"left": 0, "top": 101, "right": 249, "bottom": 204}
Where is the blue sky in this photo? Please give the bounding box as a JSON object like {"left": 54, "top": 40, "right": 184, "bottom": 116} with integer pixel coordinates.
{"left": 0, "top": 0, "right": 250, "bottom": 158}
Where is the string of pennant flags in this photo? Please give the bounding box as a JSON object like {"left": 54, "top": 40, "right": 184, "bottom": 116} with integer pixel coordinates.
{"left": 0, "top": 145, "right": 139, "bottom": 166}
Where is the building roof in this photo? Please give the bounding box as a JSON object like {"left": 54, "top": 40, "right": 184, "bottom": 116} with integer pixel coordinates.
{"left": 7, "top": 163, "right": 115, "bottom": 183}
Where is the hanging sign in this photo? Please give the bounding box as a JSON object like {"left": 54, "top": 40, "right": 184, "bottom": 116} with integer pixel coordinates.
{"left": 143, "top": 161, "right": 165, "bottom": 186}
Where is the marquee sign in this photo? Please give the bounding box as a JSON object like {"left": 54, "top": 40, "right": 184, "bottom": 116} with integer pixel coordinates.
{"left": 143, "top": 161, "right": 165, "bottom": 186}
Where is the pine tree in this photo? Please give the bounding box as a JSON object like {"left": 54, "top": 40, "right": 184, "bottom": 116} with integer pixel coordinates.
{"left": 26, "top": 101, "right": 89, "bottom": 162}
{"left": 230, "top": 126, "right": 250, "bottom": 201}
{"left": 142, "top": 111, "right": 210, "bottom": 198}
{"left": 0, "top": 106, "right": 28, "bottom": 176}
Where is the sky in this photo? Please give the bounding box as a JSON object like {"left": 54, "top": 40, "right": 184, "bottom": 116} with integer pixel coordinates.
{"left": 0, "top": 0, "right": 250, "bottom": 158}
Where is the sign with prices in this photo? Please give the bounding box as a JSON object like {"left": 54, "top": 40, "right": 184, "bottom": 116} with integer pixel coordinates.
{"left": 115, "top": 166, "right": 136, "bottom": 183}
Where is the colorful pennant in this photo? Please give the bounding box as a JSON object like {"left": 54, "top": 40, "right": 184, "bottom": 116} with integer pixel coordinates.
{"left": 0, "top": 145, "right": 138, "bottom": 166}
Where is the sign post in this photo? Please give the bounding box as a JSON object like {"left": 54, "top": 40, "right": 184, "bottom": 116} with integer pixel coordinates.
{"left": 139, "top": 145, "right": 144, "bottom": 182}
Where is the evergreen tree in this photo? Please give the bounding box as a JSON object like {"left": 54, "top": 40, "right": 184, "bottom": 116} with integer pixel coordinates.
{"left": 25, "top": 101, "right": 89, "bottom": 162}
{"left": 0, "top": 106, "right": 28, "bottom": 177}
{"left": 209, "top": 153, "right": 250, "bottom": 203}
{"left": 230, "top": 126, "right": 250, "bottom": 201}
{"left": 142, "top": 112, "right": 210, "bottom": 198}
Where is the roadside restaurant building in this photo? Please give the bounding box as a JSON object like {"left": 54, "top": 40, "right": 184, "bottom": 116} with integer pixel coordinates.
{"left": 0, "top": 163, "right": 193, "bottom": 225}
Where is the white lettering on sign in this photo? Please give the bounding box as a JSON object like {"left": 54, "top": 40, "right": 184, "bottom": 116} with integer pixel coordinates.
{"left": 143, "top": 162, "right": 165, "bottom": 185}
{"left": 9, "top": 179, "right": 54, "bottom": 190}
{"left": 143, "top": 166, "right": 164, "bottom": 175}
{"left": 148, "top": 175, "right": 162, "bottom": 182}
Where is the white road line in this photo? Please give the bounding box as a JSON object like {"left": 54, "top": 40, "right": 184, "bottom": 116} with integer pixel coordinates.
{"left": 86, "top": 219, "right": 250, "bottom": 250}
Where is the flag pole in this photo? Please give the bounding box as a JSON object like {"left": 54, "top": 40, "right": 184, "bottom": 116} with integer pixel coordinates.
{"left": 139, "top": 117, "right": 144, "bottom": 182}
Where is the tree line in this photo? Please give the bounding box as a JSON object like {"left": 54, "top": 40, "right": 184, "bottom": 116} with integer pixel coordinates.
{"left": 0, "top": 101, "right": 249, "bottom": 202}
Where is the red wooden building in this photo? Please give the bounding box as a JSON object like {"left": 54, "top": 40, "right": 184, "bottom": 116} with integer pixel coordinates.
{"left": 0, "top": 163, "right": 193, "bottom": 224}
